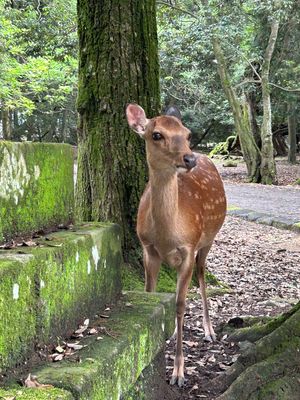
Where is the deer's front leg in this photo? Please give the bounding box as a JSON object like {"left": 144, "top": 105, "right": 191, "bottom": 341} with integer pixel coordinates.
{"left": 170, "top": 248, "right": 194, "bottom": 387}
{"left": 143, "top": 244, "right": 161, "bottom": 292}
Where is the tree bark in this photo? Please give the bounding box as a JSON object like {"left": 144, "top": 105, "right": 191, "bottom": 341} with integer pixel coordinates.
{"left": 260, "top": 20, "right": 279, "bottom": 184}
{"left": 287, "top": 102, "right": 297, "bottom": 164}
{"left": 212, "top": 37, "right": 261, "bottom": 182}
{"left": 1, "top": 109, "right": 11, "bottom": 140}
{"left": 76, "top": 0, "right": 160, "bottom": 260}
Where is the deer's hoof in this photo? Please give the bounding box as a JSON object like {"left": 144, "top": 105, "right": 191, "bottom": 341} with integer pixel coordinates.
{"left": 177, "top": 376, "right": 185, "bottom": 387}
{"left": 170, "top": 375, "right": 185, "bottom": 387}
{"left": 204, "top": 333, "right": 216, "bottom": 342}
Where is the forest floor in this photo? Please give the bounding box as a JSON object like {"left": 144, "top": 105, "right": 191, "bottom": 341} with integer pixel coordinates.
{"left": 165, "top": 157, "right": 300, "bottom": 399}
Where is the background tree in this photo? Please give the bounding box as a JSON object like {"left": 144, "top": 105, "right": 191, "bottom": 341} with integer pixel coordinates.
{"left": 157, "top": 0, "right": 299, "bottom": 183}
{"left": 0, "top": 0, "right": 78, "bottom": 143}
{"left": 75, "top": 0, "right": 160, "bottom": 260}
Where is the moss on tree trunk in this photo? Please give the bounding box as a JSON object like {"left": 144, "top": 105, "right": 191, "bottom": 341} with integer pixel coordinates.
{"left": 75, "top": 0, "right": 160, "bottom": 261}
{"left": 215, "top": 302, "right": 300, "bottom": 400}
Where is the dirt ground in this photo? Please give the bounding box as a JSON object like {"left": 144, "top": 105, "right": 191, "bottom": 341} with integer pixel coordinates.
{"left": 165, "top": 157, "right": 300, "bottom": 399}
{"left": 215, "top": 156, "right": 300, "bottom": 186}
{"left": 166, "top": 217, "right": 300, "bottom": 399}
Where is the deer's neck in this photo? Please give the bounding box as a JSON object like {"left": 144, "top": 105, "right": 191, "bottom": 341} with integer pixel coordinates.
{"left": 149, "top": 169, "right": 179, "bottom": 231}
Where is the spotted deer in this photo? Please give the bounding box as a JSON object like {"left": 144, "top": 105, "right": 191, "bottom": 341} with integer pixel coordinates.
{"left": 126, "top": 104, "right": 226, "bottom": 387}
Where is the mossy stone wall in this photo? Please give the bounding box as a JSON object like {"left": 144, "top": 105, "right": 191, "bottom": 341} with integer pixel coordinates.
{"left": 0, "top": 141, "right": 74, "bottom": 244}
{"left": 0, "top": 223, "right": 122, "bottom": 372}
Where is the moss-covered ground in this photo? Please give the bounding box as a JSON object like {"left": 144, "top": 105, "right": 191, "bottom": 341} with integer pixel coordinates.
{"left": 0, "top": 387, "right": 73, "bottom": 400}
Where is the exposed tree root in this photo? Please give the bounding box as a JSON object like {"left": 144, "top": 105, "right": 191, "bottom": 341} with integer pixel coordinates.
{"left": 215, "top": 302, "right": 300, "bottom": 399}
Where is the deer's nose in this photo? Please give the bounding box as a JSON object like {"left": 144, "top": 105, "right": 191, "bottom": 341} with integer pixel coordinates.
{"left": 183, "top": 153, "right": 196, "bottom": 170}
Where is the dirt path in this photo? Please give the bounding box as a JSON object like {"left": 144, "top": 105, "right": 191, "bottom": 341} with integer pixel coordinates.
{"left": 166, "top": 216, "right": 300, "bottom": 399}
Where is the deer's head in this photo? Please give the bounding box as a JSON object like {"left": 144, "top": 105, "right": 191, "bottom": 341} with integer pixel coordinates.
{"left": 126, "top": 104, "right": 196, "bottom": 172}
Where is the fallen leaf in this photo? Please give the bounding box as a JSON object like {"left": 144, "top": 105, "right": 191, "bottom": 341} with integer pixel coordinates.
{"left": 89, "top": 328, "right": 98, "bottom": 335}
{"left": 55, "top": 345, "right": 64, "bottom": 354}
{"left": 67, "top": 343, "right": 84, "bottom": 350}
{"left": 53, "top": 353, "right": 64, "bottom": 362}
{"left": 75, "top": 325, "right": 88, "bottom": 334}
{"left": 24, "top": 374, "right": 53, "bottom": 388}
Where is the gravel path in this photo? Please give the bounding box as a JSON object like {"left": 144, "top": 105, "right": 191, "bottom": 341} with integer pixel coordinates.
{"left": 224, "top": 182, "right": 300, "bottom": 224}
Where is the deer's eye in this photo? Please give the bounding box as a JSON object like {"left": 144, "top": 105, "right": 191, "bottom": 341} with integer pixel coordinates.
{"left": 152, "top": 132, "right": 163, "bottom": 141}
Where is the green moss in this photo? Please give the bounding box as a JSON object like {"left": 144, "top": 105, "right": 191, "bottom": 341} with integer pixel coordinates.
{"left": 223, "top": 159, "right": 238, "bottom": 167}
{"left": 122, "top": 263, "right": 226, "bottom": 294}
{"left": 34, "top": 292, "right": 175, "bottom": 400}
{"left": 254, "top": 375, "right": 300, "bottom": 400}
{"left": 0, "top": 142, "right": 74, "bottom": 244}
{"left": 224, "top": 303, "right": 300, "bottom": 343}
{"left": 293, "top": 178, "right": 300, "bottom": 185}
{"left": 292, "top": 222, "right": 300, "bottom": 233}
{"left": 227, "top": 205, "right": 241, "bottom": 211}
{"left": 209, "top": 136, "right": 237, "bottom": 157}
{"left": 0, "top": 387, "right": 73, "bottom": 400}
{"left": 0, "top": 223, "right": 122, "bottom": 372}
{"left": 0, "top": 255, "right": 37, "bottom": 371}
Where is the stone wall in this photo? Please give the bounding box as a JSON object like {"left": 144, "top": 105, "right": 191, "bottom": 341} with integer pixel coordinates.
{"left": 0, "top": 141, "right": 74, "bottom": 243}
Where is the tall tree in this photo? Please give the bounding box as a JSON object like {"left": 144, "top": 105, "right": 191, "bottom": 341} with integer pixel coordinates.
{"left": 75, "top": 0, "right": 160, "bottom": 260}
{"left": 212, "top": 36, "right": 261, "bottom": 182}
{"left": 259, "top": 19, "right": 279, "bottom": 184}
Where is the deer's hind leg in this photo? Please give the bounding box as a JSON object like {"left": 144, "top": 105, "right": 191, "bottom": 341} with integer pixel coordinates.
{"left": 195, "top": 244, "right": 216, "bottom": 342}
{"left": 143, "top": 244, "right": 161, "bottom": 292}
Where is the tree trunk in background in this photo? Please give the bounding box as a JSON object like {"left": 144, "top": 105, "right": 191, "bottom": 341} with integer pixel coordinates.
{"left": 287, "top": 102, "right": 297, "bottom": 164}
{"left": 212, "top": 37, "right": 261, "bottom": 182}
{"left": 260, "top": 20, "right": 278, "bottom": 184}
{"left": 76, "top": 0, "right": 160, "bottom": 261}
{"left": 1, "top": 109, "right": 11, "bottom": 140}
{"left": 245, "top": 92, "right": 261, "bottom": 149}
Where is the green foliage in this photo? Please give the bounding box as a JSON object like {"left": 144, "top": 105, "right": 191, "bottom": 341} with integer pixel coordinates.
{"left": 157, "top": 0, "right": 300, "bottom": 150}
{"left": 0, "top": 0, "right": 78, "bottom": 142}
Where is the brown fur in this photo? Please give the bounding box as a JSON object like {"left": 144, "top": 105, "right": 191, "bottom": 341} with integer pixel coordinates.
{"left": 126, "top": 105, "right": 226, "bottom": 387}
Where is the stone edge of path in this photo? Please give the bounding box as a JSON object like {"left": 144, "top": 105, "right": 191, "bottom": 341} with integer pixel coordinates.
{"left": 227, "top": 206, "right": 300, "bottom": 233}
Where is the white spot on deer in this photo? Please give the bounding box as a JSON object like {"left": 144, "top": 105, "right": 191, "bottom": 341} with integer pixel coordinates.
{"left": 194, "top": 193, "right": 199, "bottom": 199}
{"left": 92, "top": 245, "right": 100, "bottom": 270}
{"left": 196, "top": 214, "right": 200, "bottom": 222}
{"left": 13, "top": 283, "right": 19, "bottom": 300}
{"left": 87, "top": 260, "right": 91, "bottom": 275}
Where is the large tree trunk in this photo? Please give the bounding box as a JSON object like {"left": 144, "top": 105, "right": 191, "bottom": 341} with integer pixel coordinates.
{"left": 287, "top": 102, "right": 297, "bottom": 164}
{"left": 215, "top": 302, "right": 300, "bottom": 399}
{"left": 260, "top": 20, "right": 278, "bottom": 184}
{"left": 75, "top": 0, "right": 160, "bottom": 260}
{"left": 212, "top": 37, "right": 261, "bottom": 182}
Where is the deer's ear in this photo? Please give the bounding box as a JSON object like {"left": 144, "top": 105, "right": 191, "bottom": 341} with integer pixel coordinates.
{"left": 164, "top": 105, "right": 182, "bottom": 121}
{"left": 126, "top": 104, "right": 149, "bottom": 136}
